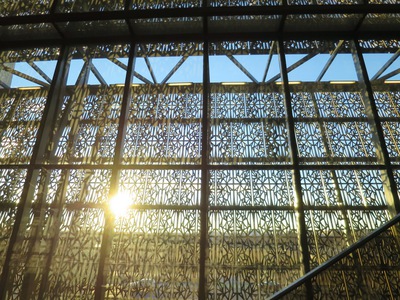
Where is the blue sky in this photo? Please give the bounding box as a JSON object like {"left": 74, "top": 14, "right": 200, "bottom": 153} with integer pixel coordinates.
{"left": 6, "top": 51, "right": 400, "bottom": 87}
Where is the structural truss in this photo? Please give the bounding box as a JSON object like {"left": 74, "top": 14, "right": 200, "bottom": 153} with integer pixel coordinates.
{"left": 1, "top": 1, "right": 400, "bottom": 299}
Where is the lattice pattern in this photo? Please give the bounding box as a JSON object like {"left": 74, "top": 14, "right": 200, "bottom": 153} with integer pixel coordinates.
{"left": 132, "top": 0, "right": 201, "bottom": 9}
{"left": 0, "top": 169, "right": 27, "bottom": 276}
{"left": 44, "top": 208, "right": 104, "bottom": 299}
{"left": 0, "top": 89, "right": 49, "bottom": 164}
{"left": 374, "top": 92, "right": 400, "bottom": 118}
{"left": 209, "top": 170, "right": 294, "bottom": 206}
{"left": 56, "top": 0, "right": 124, "bottom": 13}
{"left": 288, "top": 223, "right": 400, "bottom": 299}
{"left": 0, "top": 48, "right": 60, "bottom": 64}
{"left": 2, "top": 167, "right": 112, "bottom": 299}
{"left": 124, "top": 89, "right": 202, "bottom": 164}
{"left": 288, "top": 0, "right": 361, "bottom": 4}
{"left": 300, "top": 170, "right": 338, "bottom": 206}
{"left": 291, "top": 92, "right": 367, "bottom": 118}
{"left": 49, "top": 86, "right": 123, "bottom": 165}
{"left": 305, "top": 210, "right": 348, "bottom": 268}
{"left": 106, "top": 209, "right": 200, "bottom": 299}
{"left": 295, "top": 121, "right": 377, "bottom": 164}
{"left": 0, "top": 1, "right": 52, "bottom": 17}
{"left": 209, "top": 41, "right": 274, "bottom": 56}
{"left": 209, "top": 0, "right": 281, "bottom": 7}
{"left": 119, "top": 169, "right": 201, "bottom": 206}
{"left": 137, "top": 42, "right": 202, "bottom": 58}
{"left": 1, "top": 35, "right": 400, "bottom": 300}
{"left": 208, "top": 210, "right": 301, "bottom": 298}
{"left": 210, "top": 90, "right": 288, "bottom": 164}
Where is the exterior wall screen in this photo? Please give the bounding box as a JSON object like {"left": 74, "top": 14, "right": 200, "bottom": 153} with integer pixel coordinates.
{"left": 1, "top": 2, "right": 400, "bottom": 299}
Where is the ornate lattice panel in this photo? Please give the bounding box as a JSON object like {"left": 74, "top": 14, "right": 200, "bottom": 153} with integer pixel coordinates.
{"left": 300, "top": 168, "right": 391, "bottom": 269}
{"left": 56, "top": 0, "right": 124, "bottom": 12}
{"left": 3, "top": 168, "right": 111, "bottom": 299}
{"left": 291, "top": 91, "right": 377, "bottom": 164}
{"left": 372, "top": 91, "right": 400, "bottom": 164}
{"left": 46, "top": 45, "right": 129, "bottom": 165}
{"left": 284, "top": 223, "right": 400, "bottom": 299}
{"left": 106, "top": 209, "right": 200, "bottom": 300}
{"left": 124, "top": 85, "right": 202, "bottom": 165}
{"left": 0, "top": 47, "right": 59, "bottom": 165}
{"left": 131, "top": 0, "right": 201, "bottom": 9}
{"left": 209, "top": 0, "right": 281, "bottom": 6}
{"left": 1, "top": 34, "right": 400, "bottom": 300}
{"left": 123, "top": 42, "right": 203, "bottom": 165}
{"left": 209, "top": 170, "right": 294, "bottom": 207}
{"left": 0, "top": 169, "right": 27, "bottom": 277}
{"left": 103, "top": 169, "right": 201, "bottom": 299}
{"left": 208, "top": 169, "right": 298, "bottom": 298}
{"left": 209, "top": 40, "right": 289, "bottom": 165}
{"left": 288, "top": 0, "right": 362, "bottom": 4}
{"left": 0, "top": 0, "right": 52, "bottom": 16}
{"left": 41, "top": 170, "right": 111, "bottom": 299}
{"left": 118, "top": 169, "right": 201, "bottom": 206}
{"left": 208, "top": 210, "right": 301, "bottom": 299}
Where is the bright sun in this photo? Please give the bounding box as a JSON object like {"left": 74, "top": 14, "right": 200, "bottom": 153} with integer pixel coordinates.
{"left": 109, "top": 191, "right": 131, "bottom": 218}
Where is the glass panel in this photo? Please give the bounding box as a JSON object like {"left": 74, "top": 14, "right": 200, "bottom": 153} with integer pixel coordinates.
{"left": 208, "top": 169, "right": 297, "bottom": 297}
{"left": 131, "top": 0, "right": 201, "bottom": 9}
{"left": 47, "top": 44, "right": 129, "bottom": 165}
{"left": 1, "top": 23, "right": 59, "bottom": 41}
{"left": 209, "top": 41, "right": 289, "bottom": 165}
{"left": 288, "top": 0, "right": 362, "bottom": 4}
{"left": 56, "top": 0, "right": 124, "bottom": 12}
{"left": 209, "top": 15, "right": 281, "bottom": 33}
{"left": 0, "top": 0, "right": 53, "bottom": 16}
{"left": 5, "top": 168, "right": 111, "bottom": 299}
{"left": 284, "top": 40, "right": 377, "bottom": 165}
{"left": 123, "top": 42, "right": 203, "bottom": 165}
{"left": 209, "top": 0, "right": 281, "bottom": 6}
{"left": 105, "top": 169, "right": 201, "bottom": 298}
{"left": 107, "top": 209, "right": 200, "bottom": 299}
{"left": 119, "top": 169, "right": 201, "bottom": 206}
{"left": 209, "top": 170, "right": 294, "bottom": 207}
{"left": 0, "top": 169, "right": 27, "bottom": 276}
{"left": 360, "top": 39, "right": 400, "bottom": 165}
{"left": 208, "top": 210, "right": 300, "bottom": 298}
{"left": 282, "top": 220, "right": 400, "bottom": 299}
{"left": 0, "top": 47, "right": 59, "bottom": 165}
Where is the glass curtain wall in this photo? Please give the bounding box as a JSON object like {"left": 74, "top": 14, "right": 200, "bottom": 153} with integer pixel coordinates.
{"left": 0, "top": 38, "right": 400, "bottom": 299}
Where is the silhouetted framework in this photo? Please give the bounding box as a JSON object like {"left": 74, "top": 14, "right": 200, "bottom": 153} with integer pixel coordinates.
{"left": 0, "top": 1, "right": 400, "bottom": 300}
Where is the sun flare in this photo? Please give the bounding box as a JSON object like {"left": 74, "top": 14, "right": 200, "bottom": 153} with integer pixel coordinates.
{"left": 109, "top": 191, "right": 132, "bottom": 218}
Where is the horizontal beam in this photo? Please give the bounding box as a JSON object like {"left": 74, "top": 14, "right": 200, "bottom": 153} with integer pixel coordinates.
{"left": 1, "top": 5, "right": 400, "bottom": 49}
{"left": 0, "top": 163, "right": 393, "bottom": 170}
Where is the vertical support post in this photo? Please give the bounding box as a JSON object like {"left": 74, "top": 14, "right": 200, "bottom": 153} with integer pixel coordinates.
{"left": 199, "top": 12, "right": 210, "bottom": 300}
{"left": 94, "top": 42, "right": 136, "bottom": 300}
{"left": 0, "top": 45, "right": 69, "bottom": 300}
{"left": 351, "top": 40, "right": 400, "bottom": 216}
{"left": 277, "top": 39, "right": 313, "bottom": 298}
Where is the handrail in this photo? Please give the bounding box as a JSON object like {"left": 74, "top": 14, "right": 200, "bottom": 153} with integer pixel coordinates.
{"left": 268, "top": 213, "right": 400, "bottom": 299}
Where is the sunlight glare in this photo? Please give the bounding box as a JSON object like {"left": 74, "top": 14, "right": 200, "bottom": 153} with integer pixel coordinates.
{"left": 109, "top": 191, "right": 131, "bottom": 218}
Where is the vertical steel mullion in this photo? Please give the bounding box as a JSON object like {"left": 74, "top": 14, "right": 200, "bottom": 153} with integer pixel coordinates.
{"left": 277, "top": 39, "right": 312, "bottom": 298}
{"left": 94, "top": 42, "right": 136, "bottom": 300}
{"left": 0, "top": 45, "right": 69, "bottom": 300}
{"left": 199, "top": 14, "right": 210, "bottom": 300}
{"left": 352, "top": 39, "right": 400, "bottom": 216}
